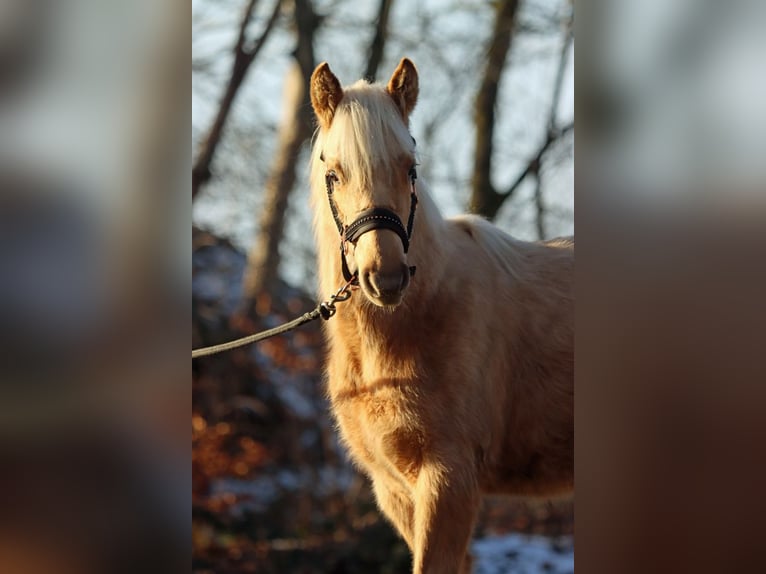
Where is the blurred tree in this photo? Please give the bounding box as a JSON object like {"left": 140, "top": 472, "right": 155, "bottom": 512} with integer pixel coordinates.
{"left": 242, "top": 0, "right": 398, "bottom": 304}
{"left": 192, "top": 0, "right": 283, "bottom": 201}
{"left": 470, "top": 0, "right": 521, "bottom": 218}
{"left": 470, "top": 0, "right": 573, "bottom": 230}
{"left": 532, "top": 13, "right": 574, "bottom": 238}
{"left": 363, "top": 0, "right": 395, "bottom": 82}
{"left": 241, "top": 0, "right": 320, "bottom": 306}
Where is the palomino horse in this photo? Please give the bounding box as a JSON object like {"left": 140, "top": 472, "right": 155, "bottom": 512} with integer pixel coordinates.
{"left": 309, "top": 58, "right": 573, "bottom": 574}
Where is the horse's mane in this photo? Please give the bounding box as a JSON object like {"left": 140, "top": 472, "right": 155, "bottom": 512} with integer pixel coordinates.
{"left": 449, "top": 215, "right": 573, "bottom": 283}
{"left": 447, "top": 215, "right": 528, "bottom": 281}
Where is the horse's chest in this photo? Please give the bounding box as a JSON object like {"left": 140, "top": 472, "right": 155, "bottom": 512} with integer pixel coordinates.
{"left": 332, "top": 385, "right": 424, "bottom": 483}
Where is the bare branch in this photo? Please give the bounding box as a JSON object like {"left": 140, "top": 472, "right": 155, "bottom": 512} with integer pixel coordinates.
{"left": 192, "top": 0, "right": 283, "bottom": 201}
{"left": 534, "top": 174, "right": 546, "bottom": 240}
{"left": 535, "top": 182, "right": 546, "bottom": 240}
{"left": 245, "top": 0, "right": 283, "bottom": 61}
{"left": 236, "top": 0, "right": 260, "bottom": 54}
{"left": 499, "top": 121, "right": 573, "bottom": 201}
{"left": 363, "top": 0, "right": 395, "bottom": 82}
{"left": 531, "top": 9, "right": 574, "bottom": 239}
{"left": 548, "top": 11, "right": 574, "bottom": 132}
{"left": 481, "top": 8, "right": 575, "bottom": 222}
{"left": 469, "top": 0, "right": 520, "bottom": 218}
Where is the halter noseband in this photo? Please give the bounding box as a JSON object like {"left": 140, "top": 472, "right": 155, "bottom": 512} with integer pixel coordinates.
{"left": 321, "top": 151, "right": 418, "bottom": 283}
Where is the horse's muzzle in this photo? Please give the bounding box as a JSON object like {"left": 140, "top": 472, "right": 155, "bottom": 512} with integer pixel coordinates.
{"left": 361, "top": 264, "right": 410, "bottom": 307}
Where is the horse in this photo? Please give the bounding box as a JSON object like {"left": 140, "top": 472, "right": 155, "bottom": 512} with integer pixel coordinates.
{"left": 308, "top": 58, "right": 573, "bottom": 574}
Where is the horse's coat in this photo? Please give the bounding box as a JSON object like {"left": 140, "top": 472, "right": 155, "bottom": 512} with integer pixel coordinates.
{"left": 309, "top": 58, "right": 573, "bottom": 574}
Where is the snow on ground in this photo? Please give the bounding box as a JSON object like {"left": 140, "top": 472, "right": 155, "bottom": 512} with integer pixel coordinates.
{"left": 473, "top": 534, "right": 574, "bottom": 574}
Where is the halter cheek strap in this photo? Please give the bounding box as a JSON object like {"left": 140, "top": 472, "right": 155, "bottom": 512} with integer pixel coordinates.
{"left": 323, "top": 158, "right": 418, "bottom": 283}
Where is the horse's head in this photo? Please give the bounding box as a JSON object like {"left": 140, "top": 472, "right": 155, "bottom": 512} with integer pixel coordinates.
{"left": 310, "top": 58, "right": 419, "bottom": 308}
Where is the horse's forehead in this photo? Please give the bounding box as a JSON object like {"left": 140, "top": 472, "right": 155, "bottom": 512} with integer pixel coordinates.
{"left": 333, "top": 144, "right": 410, "bottom": 167}
{"left": 325, "top": 107, "right": 412, "bottom": 170}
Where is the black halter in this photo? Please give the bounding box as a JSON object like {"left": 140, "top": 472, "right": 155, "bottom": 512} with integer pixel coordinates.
{"left": 321, "top": 152, "right": 418, "bottom": 283}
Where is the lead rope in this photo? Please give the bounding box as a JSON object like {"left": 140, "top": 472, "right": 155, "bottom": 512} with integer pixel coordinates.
{"left": 191, "top": 277, "right": 355, "bottom": 359}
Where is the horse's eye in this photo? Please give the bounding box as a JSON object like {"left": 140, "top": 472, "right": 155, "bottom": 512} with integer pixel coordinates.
{"left": 326, "top": 170, "right": 339, "bottom": 182}
{"left": 408, "top": 166, "right": 418, "bottom": 181}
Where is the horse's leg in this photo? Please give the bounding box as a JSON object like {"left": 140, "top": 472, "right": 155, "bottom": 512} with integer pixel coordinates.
{"left": 411, "top": 462, "right": 479, "bottom": 574}
{"left": 372, "top": 477, "right": 415, "bottom": 550}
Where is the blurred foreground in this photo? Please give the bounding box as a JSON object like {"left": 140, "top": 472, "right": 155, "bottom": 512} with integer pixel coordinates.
{"left": 0, "top": 2, "right": 188, "bottom": 573}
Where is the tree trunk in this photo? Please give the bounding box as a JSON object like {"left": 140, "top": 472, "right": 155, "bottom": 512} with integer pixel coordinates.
{"left": 470, "top": 2, "right": 574, "bottom": 227}
{"left": 241, "top": 0, "right": 318, "bottom": 306}
{"left": 363, "top": 0, "right": 395, "bottom": 82}
{"left": 469, "top": 0, "right": 519, "bottom": 219}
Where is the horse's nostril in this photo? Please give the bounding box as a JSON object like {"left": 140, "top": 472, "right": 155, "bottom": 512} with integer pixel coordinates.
{"left": 400, "top": 263, "right": 410, "bottom": 291}
{"left": 361, "top": 265, "right": 410, "bottom": 305}
{"left": 369, "top": 267, "right": 408, "bottom": 297}
{"left": 361, "top": 271, "right": 379, "bottom": 297}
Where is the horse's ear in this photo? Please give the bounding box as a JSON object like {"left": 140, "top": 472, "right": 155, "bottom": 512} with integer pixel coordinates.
{"left": 310, "top": 62, "right": 344, "bottom": 130}
{"left": 386, "top": 58, "right": 419, "bottom": 120}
